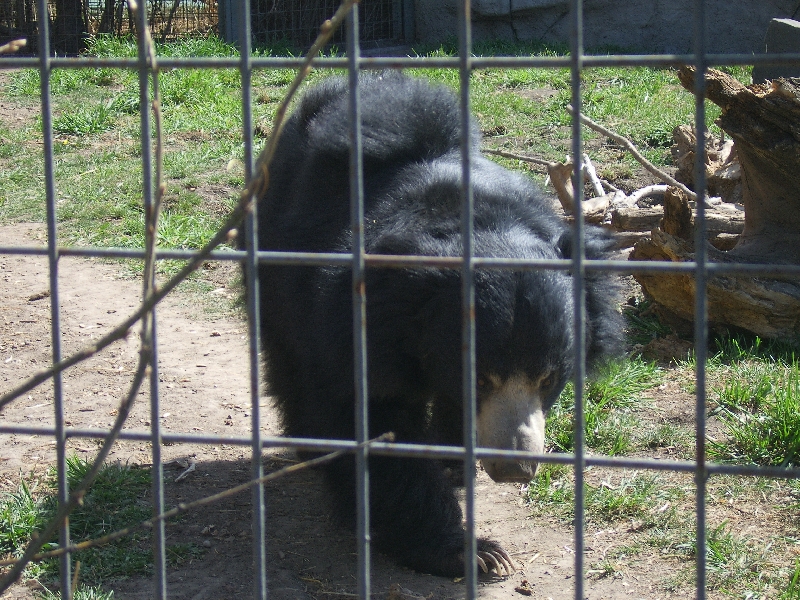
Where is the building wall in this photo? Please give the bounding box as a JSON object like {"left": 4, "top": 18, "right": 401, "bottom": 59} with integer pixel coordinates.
{"left": 414, "top": 0, "right": 800, "bottom": 54}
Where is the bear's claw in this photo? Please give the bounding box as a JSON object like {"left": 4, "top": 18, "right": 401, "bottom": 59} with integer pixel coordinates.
{"left": 476, "top": 545, "right": 515, "bottom": 576}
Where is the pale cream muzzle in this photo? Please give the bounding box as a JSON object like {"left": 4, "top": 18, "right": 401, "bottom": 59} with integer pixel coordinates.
{"left": 476, "top": 374, "right": 546, "bottom": 483}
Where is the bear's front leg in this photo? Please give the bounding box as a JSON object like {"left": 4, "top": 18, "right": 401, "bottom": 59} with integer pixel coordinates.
{"left": 324, "top": 455, "right": 515, "bottom": 577}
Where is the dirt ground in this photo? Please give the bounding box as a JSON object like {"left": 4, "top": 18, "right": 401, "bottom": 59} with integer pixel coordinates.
{"left": 0, "top": 222, "right": 720, "bottom": 600}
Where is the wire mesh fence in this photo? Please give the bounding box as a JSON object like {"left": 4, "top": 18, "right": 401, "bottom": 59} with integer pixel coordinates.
{"left": 249, "top": 0, "right": 403, "bottom": 49}
{"left": 1, "top": 0, "right": 800, "bottom": 599}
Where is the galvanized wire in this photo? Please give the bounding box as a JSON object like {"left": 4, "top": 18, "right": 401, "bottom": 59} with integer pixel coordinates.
{"left": 457, "top": 1, "right": 479, "bottom": 595}
{"left": 568, "top": 1, "right": 588, "bottom": 596}
{"left": 33, "top": 0, "right": 71, "bottom": 596}
{"left": 2, "top": 1, "right": 800, "bottom": 599}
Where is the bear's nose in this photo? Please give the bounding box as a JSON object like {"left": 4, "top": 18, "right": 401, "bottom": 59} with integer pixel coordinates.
{"left": 482, "top": 459, "right": 537, "bottom": 483}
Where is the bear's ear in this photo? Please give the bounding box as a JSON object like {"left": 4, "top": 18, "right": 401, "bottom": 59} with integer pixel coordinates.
{"left": 555, "top": 230, "right": 573, "bottom": 260}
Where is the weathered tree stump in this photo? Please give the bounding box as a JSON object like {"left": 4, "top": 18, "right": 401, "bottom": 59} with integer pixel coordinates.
{"left": 678, "top": 66, "right": 800, "bottom": 262}
{"left": 629, "top": 68, "right": 800, "bottom": 339}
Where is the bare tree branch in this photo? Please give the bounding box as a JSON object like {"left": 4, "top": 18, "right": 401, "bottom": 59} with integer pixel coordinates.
{"left": 483, "top": 148, "right": 555, "bottom": 168}
{"left": 566, "top": 104, "right": 697, "bottom": 200}
{"left": 0, "top": 0, "right": 163, "bottom": 591}
{"left": 0, "top": 0, "right": 361, "bottom": 413}
{"left": 0, "top": 1, "right": 360, "bottom": 592}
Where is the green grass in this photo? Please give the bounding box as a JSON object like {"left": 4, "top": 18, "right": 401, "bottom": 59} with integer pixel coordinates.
{"left": 0, "top": 479, "right": 52, "bottom": 557}
{"left": 704, "top": 335, "right": 800, "bottom": 467}
{"left": 0, "top": 457, "right": 198, "bottom": 588}
{"left": 39, "top": 584, "right": 115, "bottom": 600}
{"left": 784, "top": 560, "right": 800, "bottom": 600}
{"left": 526, "top": 466, "right": 683, "bottom": 527}
{"left": 1, "top": 35, "right": 746, "bottom": 248}
{"left": 546, "top": 358, "right": 662, "bottom": 455}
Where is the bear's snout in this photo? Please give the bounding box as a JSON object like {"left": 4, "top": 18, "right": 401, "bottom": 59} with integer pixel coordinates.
{"left": 483, "top": 457, "right": 539, "bottom": 483}
{"left": 476, "top": 374, "right": 546, "bottom": 485}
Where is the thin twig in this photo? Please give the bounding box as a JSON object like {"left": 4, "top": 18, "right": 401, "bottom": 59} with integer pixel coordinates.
{"left": 0, "top": 433, "right": 394, "bottom": 567}
{"left": 566, "top": 104, "right": 697, "bottom": 200}
{"left": 483, "top": 148, "right": 554, "bottom": 168}
{"left": 0, "top": 1, "right": 163, "bottom": 591}
{"left": 0, "top": 39, "right": 27, "bottom": 54}
{"left": 0, "top": 1, "right": 360, "bottom": 592}
{"left": 0, "top": 0, "right": 361, "bottom": 413}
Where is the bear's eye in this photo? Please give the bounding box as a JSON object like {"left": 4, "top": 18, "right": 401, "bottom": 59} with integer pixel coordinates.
{"left": 540, "top": 373, "right": 555, "bottom": 391}
{"left": 477, "top": 377, "right": 488, "bottom": 390}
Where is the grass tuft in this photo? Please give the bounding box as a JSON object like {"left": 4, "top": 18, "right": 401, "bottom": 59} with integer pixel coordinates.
{"left": 710, "top": 365, "right": 800, "bottom": 466}
{"left": 547, "top": 358, "right": 661, "bottom": 455}
{"left": 0, "top": 457, "right": 201, "bottom": 587}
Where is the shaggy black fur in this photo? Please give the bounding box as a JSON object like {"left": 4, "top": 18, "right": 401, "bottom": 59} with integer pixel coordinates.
{"left": 250, "top": 73, "right": 623, "bottom": 577}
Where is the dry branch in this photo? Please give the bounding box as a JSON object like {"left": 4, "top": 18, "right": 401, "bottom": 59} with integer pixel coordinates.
{"left": 0, "top": 0, "right": 360, "bottom": 413}
{"left": 0, "top": 1, "right": 164, "bottom": 591}
{"left": 0, "top": 0, "right": 361, "bottom": 593}
{"left": 566, "top": 104, "right": 697, "bottom": 200}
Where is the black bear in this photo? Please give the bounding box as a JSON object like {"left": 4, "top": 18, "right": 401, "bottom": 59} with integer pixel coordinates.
{"left": 252, "top": 72, "right": 623, "bottom": 577}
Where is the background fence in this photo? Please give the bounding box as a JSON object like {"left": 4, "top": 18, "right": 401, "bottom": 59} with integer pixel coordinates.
{"left": 0, "top": 0, "right": 408, "bottom": 54}
{"left": 1, "top": 1, "right": 800, "bottom": 599}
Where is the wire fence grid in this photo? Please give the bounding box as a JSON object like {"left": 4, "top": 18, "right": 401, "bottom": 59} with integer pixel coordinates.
{"left": 1, "top": 0, "right": 800, "bottom": 599}
{"left": 250, "top": 0, "right": 403, "bottom": 49}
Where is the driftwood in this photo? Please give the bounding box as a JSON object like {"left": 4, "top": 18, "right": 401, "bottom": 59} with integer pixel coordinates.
{"left": 678, "top": 66, "right": 800, "bottom": 263}
{"left": 629, "top": 68, "right": 800, "bottom": 340}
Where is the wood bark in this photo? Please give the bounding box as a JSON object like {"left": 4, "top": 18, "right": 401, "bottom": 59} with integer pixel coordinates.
{"left": 627, "top": 68, "right": 800, "bottom": 339}
{"left": 611, "top": 202, "right": 744, "bottom": 236}
{"left": 630, "top": 229, "right": 800, "bottom": 339}
{"left": 678, "top": 66, "right": 800, "bottom": 263}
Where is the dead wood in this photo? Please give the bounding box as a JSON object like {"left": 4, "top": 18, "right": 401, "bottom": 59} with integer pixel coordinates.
{"left": 630, "top": 228, "right": 800, "bottom": 339}
{"left": 611, "top": 198, "right": 744, "bottom": 236}
{"left": 671, "top": 124, "right": 742, "bottom": 205}
{"left": 678, "top": 66, "right": 800, "bottom": 263}
{"left": 623, "top": 69, "right": 800, "bottom": 339}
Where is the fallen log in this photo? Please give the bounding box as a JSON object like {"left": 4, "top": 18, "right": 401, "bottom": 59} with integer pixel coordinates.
{"left": 627, "top": 68, "right": 800, "bottom": 339}
{"left": 611, "top": 199, "right": 744, "bottom": 236}
{"left": 678, "top": 66, "right": 800, "bottom": 263}
{"left": 630, "top": 228, "right": 800, "bottom": 339}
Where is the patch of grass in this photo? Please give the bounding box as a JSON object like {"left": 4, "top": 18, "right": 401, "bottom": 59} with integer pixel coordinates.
{"left": 547, "top": 358, "right": 661, "bottom": 455}
{"left": 527, "top": 468, "right": 684, "bottom": 529}
{"left": 637, "top": 422, "right": 693, "bottom": 454}
{"left": 704, "top": 335, "right": 800, "bottom": 467}
{"left": 783, "top": 559, "right": 800, "bottom": 600}
{"left": 0, "top": 458, "right": 158, "bottom": 585}
{"left": 166, "top": 542, "right": 204, "bottom": 567}
{"left": 0, "top": 478, "right": 53, "bottom": 556}
{"left": 710, "top": 365, "right": 800, "bottom": 467}
{"left": 51, "top": 99, "right": 118, "bottom": 136}
{"left": 39, "top": 584, "right": 115, "bottom": 600}
{"left": 524, "top": 463, "right": 574, "bottom": 519}
{"left": 623, "top": 298, "right": 673, "bottom": 346}
{"left": 585, "top": 474, "right": 660, "bottom": 523}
